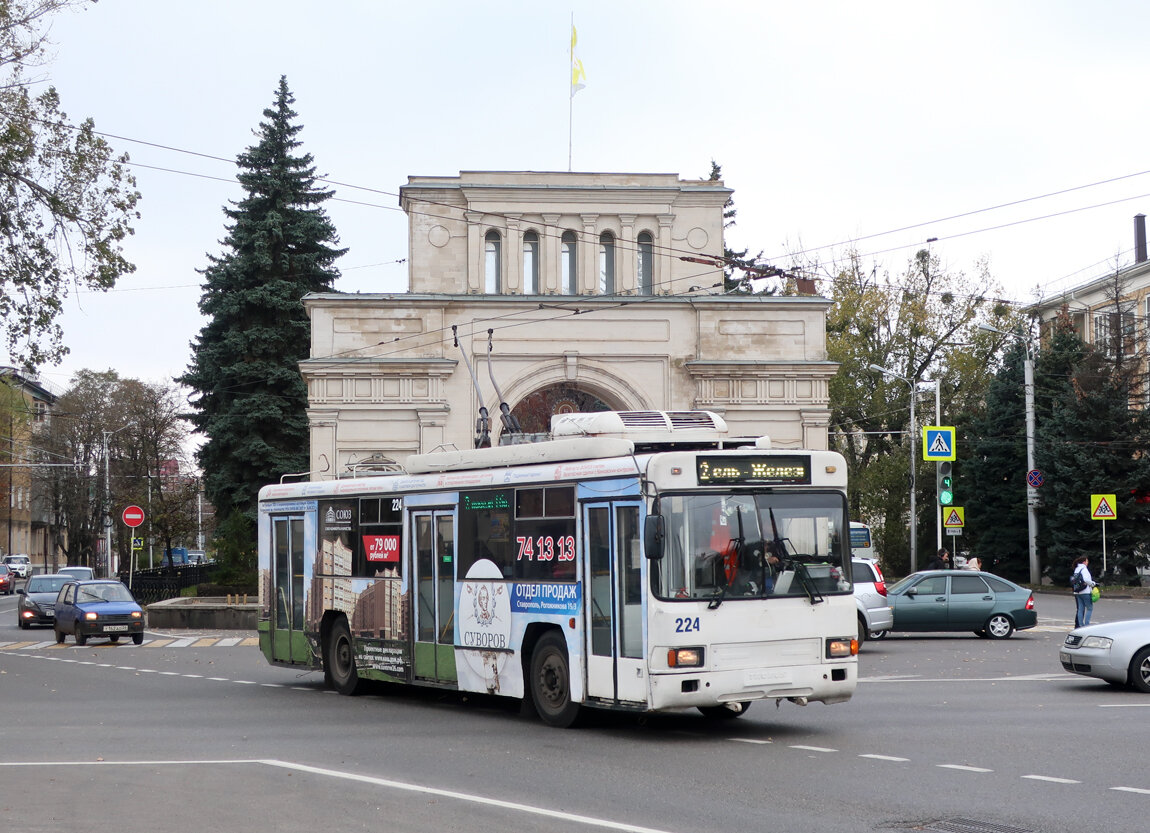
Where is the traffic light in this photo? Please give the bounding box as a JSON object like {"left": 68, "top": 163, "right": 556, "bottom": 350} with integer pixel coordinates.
{"left": 937, "top": 461, "right": 954, "bottom": 506}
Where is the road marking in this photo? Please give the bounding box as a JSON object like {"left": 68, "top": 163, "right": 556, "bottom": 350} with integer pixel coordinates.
{"left": 262, "top": 759, "right": 681, "bottom": 833}
{"left": 790, "top": 745, "right": 837, "bottom": 753}
{"left": 938, "top": 764, "right": 993, "bottom": 773}
{"left": 1112, "top": 786, "right": 1150, "bottom": 795}
{"left": 731, "top": 738, "right": 772, "bottom": 745}
{"left": 859, "top": 754, "right": 910, "bottom": 762}
{"left": 1023, "top": 775, "right": 1080, "bottom": 784}
{"left": 0, "top": 636, "right": 261, "bottom": 651}
{"left": 1099, "top": 703, "right": 1150, "bottom": 708}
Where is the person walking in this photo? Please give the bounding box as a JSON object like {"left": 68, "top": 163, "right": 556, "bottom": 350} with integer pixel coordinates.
{"left": 1071, "top": 555, "right": 1097, "bottom": 628}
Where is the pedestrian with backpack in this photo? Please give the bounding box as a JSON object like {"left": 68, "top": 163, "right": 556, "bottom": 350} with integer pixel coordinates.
{"left": 1071, "top": 555, "right": 1096, "bottom": 628}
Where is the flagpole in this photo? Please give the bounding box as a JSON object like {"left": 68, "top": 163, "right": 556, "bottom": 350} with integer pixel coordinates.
{"left": 568, "top": 13, "right": 574, "bottom": 171}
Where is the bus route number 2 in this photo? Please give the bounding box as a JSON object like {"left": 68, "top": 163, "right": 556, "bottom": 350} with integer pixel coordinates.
{"left": 516, "top": 535, "right": 576, "bottom": 562}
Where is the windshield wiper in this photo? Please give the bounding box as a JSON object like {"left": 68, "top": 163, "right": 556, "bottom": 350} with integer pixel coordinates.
{"left": 769, "top": 507, "right": 823, "bottom": 605}
{"left": 709, "top": 507, "right": 746, "bottom": 609}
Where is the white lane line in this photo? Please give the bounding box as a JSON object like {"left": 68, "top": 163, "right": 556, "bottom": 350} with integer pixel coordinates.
{"left": 261, "top": 759, "right": 680, "bottom": 833}
{"left": 216, "top": 638, "right": 242, "bottom": 647}
{"left": 731, "top": 738, "right": 772, "bottom": 745}
{"left": 166, "top": 638, "right": 198, "bottom": 648}
{"left": 1112, "top": 786, "right": 1150, "bottom": 795}
{"left": 938, "top": 764, "right": 993, "bottom": 773}
{"left": 207, "top": 677, "right": 229, "bottom": 681}
{"left": 1099, "top": 703, "right": 1150, "bottom": 708}
{"left": 859, "top": 754, "right": 910, "bottom": 762}
{"left": 234, "top": 680, "right": 257, "bottom": 685}
{"left": 1023, "top": 775, "right": 1080, "bottom": 784}
{"left": 789, "top": 745, "right": 837, "bottom": 753}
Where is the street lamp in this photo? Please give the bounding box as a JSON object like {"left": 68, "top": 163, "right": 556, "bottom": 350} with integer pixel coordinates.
{"left": 979, "top": 324, "right": 1039, "bottom": 584}
{"left": 103, "top": 421, "right": 136, "bottom": 577}
{"left": 870, "top": 364, "right": 920, "bottom": 572}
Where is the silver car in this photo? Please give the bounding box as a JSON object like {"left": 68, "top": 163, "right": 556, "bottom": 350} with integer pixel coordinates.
{"left": 1061, "top": 618, "right": 1150, "bottom": 692}
{"left": 853, "top": 558, "right": 893, "bottom": 644}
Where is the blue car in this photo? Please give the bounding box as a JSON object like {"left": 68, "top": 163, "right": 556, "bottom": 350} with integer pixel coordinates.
{"left": 54, "top": 580, "right": 145, "bottom": 645}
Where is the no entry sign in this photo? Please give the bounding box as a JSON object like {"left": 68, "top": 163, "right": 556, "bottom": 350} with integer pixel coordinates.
{"left": 122, "top": 505, "right": 145, "bottom": 528}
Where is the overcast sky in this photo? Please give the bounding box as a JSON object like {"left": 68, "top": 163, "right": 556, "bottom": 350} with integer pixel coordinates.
{"left": 23, "top": 0, "right": 1150, "bottom": 392}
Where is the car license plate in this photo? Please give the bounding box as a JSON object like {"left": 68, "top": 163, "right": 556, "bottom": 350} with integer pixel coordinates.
{"left": 104, "top": 625, "right": 129, "bottom": 632}
{"left": 45, "top": 611, "right": 54, "bottom": 618}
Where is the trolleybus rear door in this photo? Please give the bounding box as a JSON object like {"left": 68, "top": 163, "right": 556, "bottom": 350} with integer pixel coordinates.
{"left": 583, "top": 501, "right": 646, "bottom": 704}
{"left": 270, "top": 514, "right": 308, "bottom": 664}
{"left": 412, "top": 510, "right": 458, "bottom": 684}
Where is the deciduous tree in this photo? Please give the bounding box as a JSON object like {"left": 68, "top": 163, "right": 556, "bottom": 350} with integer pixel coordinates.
{"left": 0, "top": 0, "right": 140, "bottom": 370}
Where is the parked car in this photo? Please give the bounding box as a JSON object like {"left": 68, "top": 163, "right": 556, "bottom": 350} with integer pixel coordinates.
{"left": 17, "top": 573, "right": 71, "bottom": 628}
{"left": 853, "top": 558, "right": 892, "bottom": 644}
{"left": 54, "top": 580, "right": 145, "bottom": 645}
{"left": 3, "top": 554, "right": 31, "bottom": 578}
{"left": 871, "top": 570, "right": 1037, "bottom": 639}
{"left": 57, "top": 566, "right": 95, "bottom": 581}
{"left": 0, "top": 564, "right": 12, "bottom": 595}
{"left": 1060, "top": 619, "right": 1150, "bottom": 692}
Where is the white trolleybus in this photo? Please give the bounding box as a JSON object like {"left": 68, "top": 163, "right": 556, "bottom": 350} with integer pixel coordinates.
{"left": 257, "top": 410, "right": 859, "bottom": 727}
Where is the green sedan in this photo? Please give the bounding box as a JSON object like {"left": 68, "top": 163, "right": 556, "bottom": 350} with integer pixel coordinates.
{"left": 870, "top": 570, "right": 1037, "bottom": 640}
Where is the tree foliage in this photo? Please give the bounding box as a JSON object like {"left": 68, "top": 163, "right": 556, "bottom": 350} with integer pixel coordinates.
{"left": 823, "top": 247, "right": 1016, "bottom": 574}
{"left": 180, "top": 76, "right": 344, "bottom": 525}
{"left": 36, "top": 370, "right": 200, "bottom": 571}
{"left": 0, "top": 0, "right": 140, "bottom": 370}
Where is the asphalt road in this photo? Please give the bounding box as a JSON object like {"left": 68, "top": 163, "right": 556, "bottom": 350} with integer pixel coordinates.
{"left": 1, "top": 587, "right": 1147, "bottom": 833}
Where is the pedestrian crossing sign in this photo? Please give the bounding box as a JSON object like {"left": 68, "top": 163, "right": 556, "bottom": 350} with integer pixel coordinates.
{"left": 1090, "top": 494, "right": 1117, "bottom": 520}
{"left": 943, "top": 507, "right": 965, "bottom": 528}
{"left": 922, "top": 426, "right": 956, "bottom": 461}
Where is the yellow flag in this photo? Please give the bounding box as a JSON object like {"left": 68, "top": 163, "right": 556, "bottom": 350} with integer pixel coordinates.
{"left": 570, "top": 25, "right": 586, "bottom": 98}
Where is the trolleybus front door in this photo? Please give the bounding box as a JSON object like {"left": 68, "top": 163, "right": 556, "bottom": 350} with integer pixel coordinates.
{"left": 583, "top": 501, "right": 646, "bottom": 704}
{"left": 412, "top": 510, "right": 458, "bottom": 685}
{"left": 270, "top": 514, "right": 309, "bottom": 664}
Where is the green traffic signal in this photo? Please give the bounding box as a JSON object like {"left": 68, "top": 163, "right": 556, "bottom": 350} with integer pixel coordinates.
{"left": 937, "top": 462, "right": 954, "bottom": 506}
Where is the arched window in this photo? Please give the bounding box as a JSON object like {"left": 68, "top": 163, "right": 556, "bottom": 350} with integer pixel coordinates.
{"left": 637, "top": 231, "right": 653, "bottom": 295}
{"left": 599, "top": 232, "right": 615, "bottom": 295}
{"left": 485, "top": 230, "right": 502, "bottom": 293}
{"left": 522, "top": 231, "right": 539, "bottom": 294}
{"left": 561, "top": 231, "right": 577, "bottom": 295}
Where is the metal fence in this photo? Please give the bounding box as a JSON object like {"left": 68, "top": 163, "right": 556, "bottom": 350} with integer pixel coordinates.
{"left": 118, "top": 564, "right": 221, "bottom": 605}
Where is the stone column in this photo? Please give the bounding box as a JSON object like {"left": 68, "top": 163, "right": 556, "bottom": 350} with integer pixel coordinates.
{"left": 464, "top": 211, "right": 482, "bottom": 294}
{"left": 541, "top": 213, "right": 560, "bottom": 293}
{"left": 581, "top": 214, "right": 599, "bottom": 294}
{"left": 657, "top": 215, "right": 674, "bottom": 295}
{"left": 618, "top": 214, "right": 636, "bottom": 294}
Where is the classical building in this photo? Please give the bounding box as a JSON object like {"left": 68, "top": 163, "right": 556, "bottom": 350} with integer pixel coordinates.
{"left": 301, "top": 171, "right": 837, "bottom": 477}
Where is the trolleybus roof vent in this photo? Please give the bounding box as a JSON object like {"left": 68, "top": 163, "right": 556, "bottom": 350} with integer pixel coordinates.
{"left": 551, "top": 410, "right": 728, "bottom": 444}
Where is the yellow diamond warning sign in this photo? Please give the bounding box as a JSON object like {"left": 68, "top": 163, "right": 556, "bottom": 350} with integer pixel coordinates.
{"left": 1090, "top": 494, "right": 1117, "bottom": 520}
{"left": 943, "top": 506, "right": 965, "bottom": 528}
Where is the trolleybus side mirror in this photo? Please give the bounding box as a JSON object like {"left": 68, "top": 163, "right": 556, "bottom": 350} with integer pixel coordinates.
{"left": 644, "top": 515, "right": 665, "bottom": 560}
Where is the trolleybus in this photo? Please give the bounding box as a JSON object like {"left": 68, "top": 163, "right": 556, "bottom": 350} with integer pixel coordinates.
{"left": 257, "top": 410, "right": 859, "bottom": 726}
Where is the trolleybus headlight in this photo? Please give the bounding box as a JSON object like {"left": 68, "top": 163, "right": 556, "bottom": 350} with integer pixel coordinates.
{"left": 668, "top": 647, "right": 704, "bottom": 667}
{"left": 825, "top": 637, "right": 856, "bottom": 659}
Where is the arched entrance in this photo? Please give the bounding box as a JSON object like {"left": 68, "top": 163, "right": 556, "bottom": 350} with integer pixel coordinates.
{"left": 510, "top": 385, "right": 617, "bottom": 435}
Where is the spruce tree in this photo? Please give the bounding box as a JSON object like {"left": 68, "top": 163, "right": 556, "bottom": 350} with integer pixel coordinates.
{"left": 180, "top": 77, "right": 345, "bottom": 525}
{"left": 1035, "top": 313, "right": 1150, "bottom": 581}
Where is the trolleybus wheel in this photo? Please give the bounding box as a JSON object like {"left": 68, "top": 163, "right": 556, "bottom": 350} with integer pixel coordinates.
{"left": 326, "top": 620, "right": 363, "bottom": 696}
{"left": 529, "top": 632, "right": 581, "bottom": 728}
{"left": 698, "top": 701, "right": 751, "bottom": 720}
